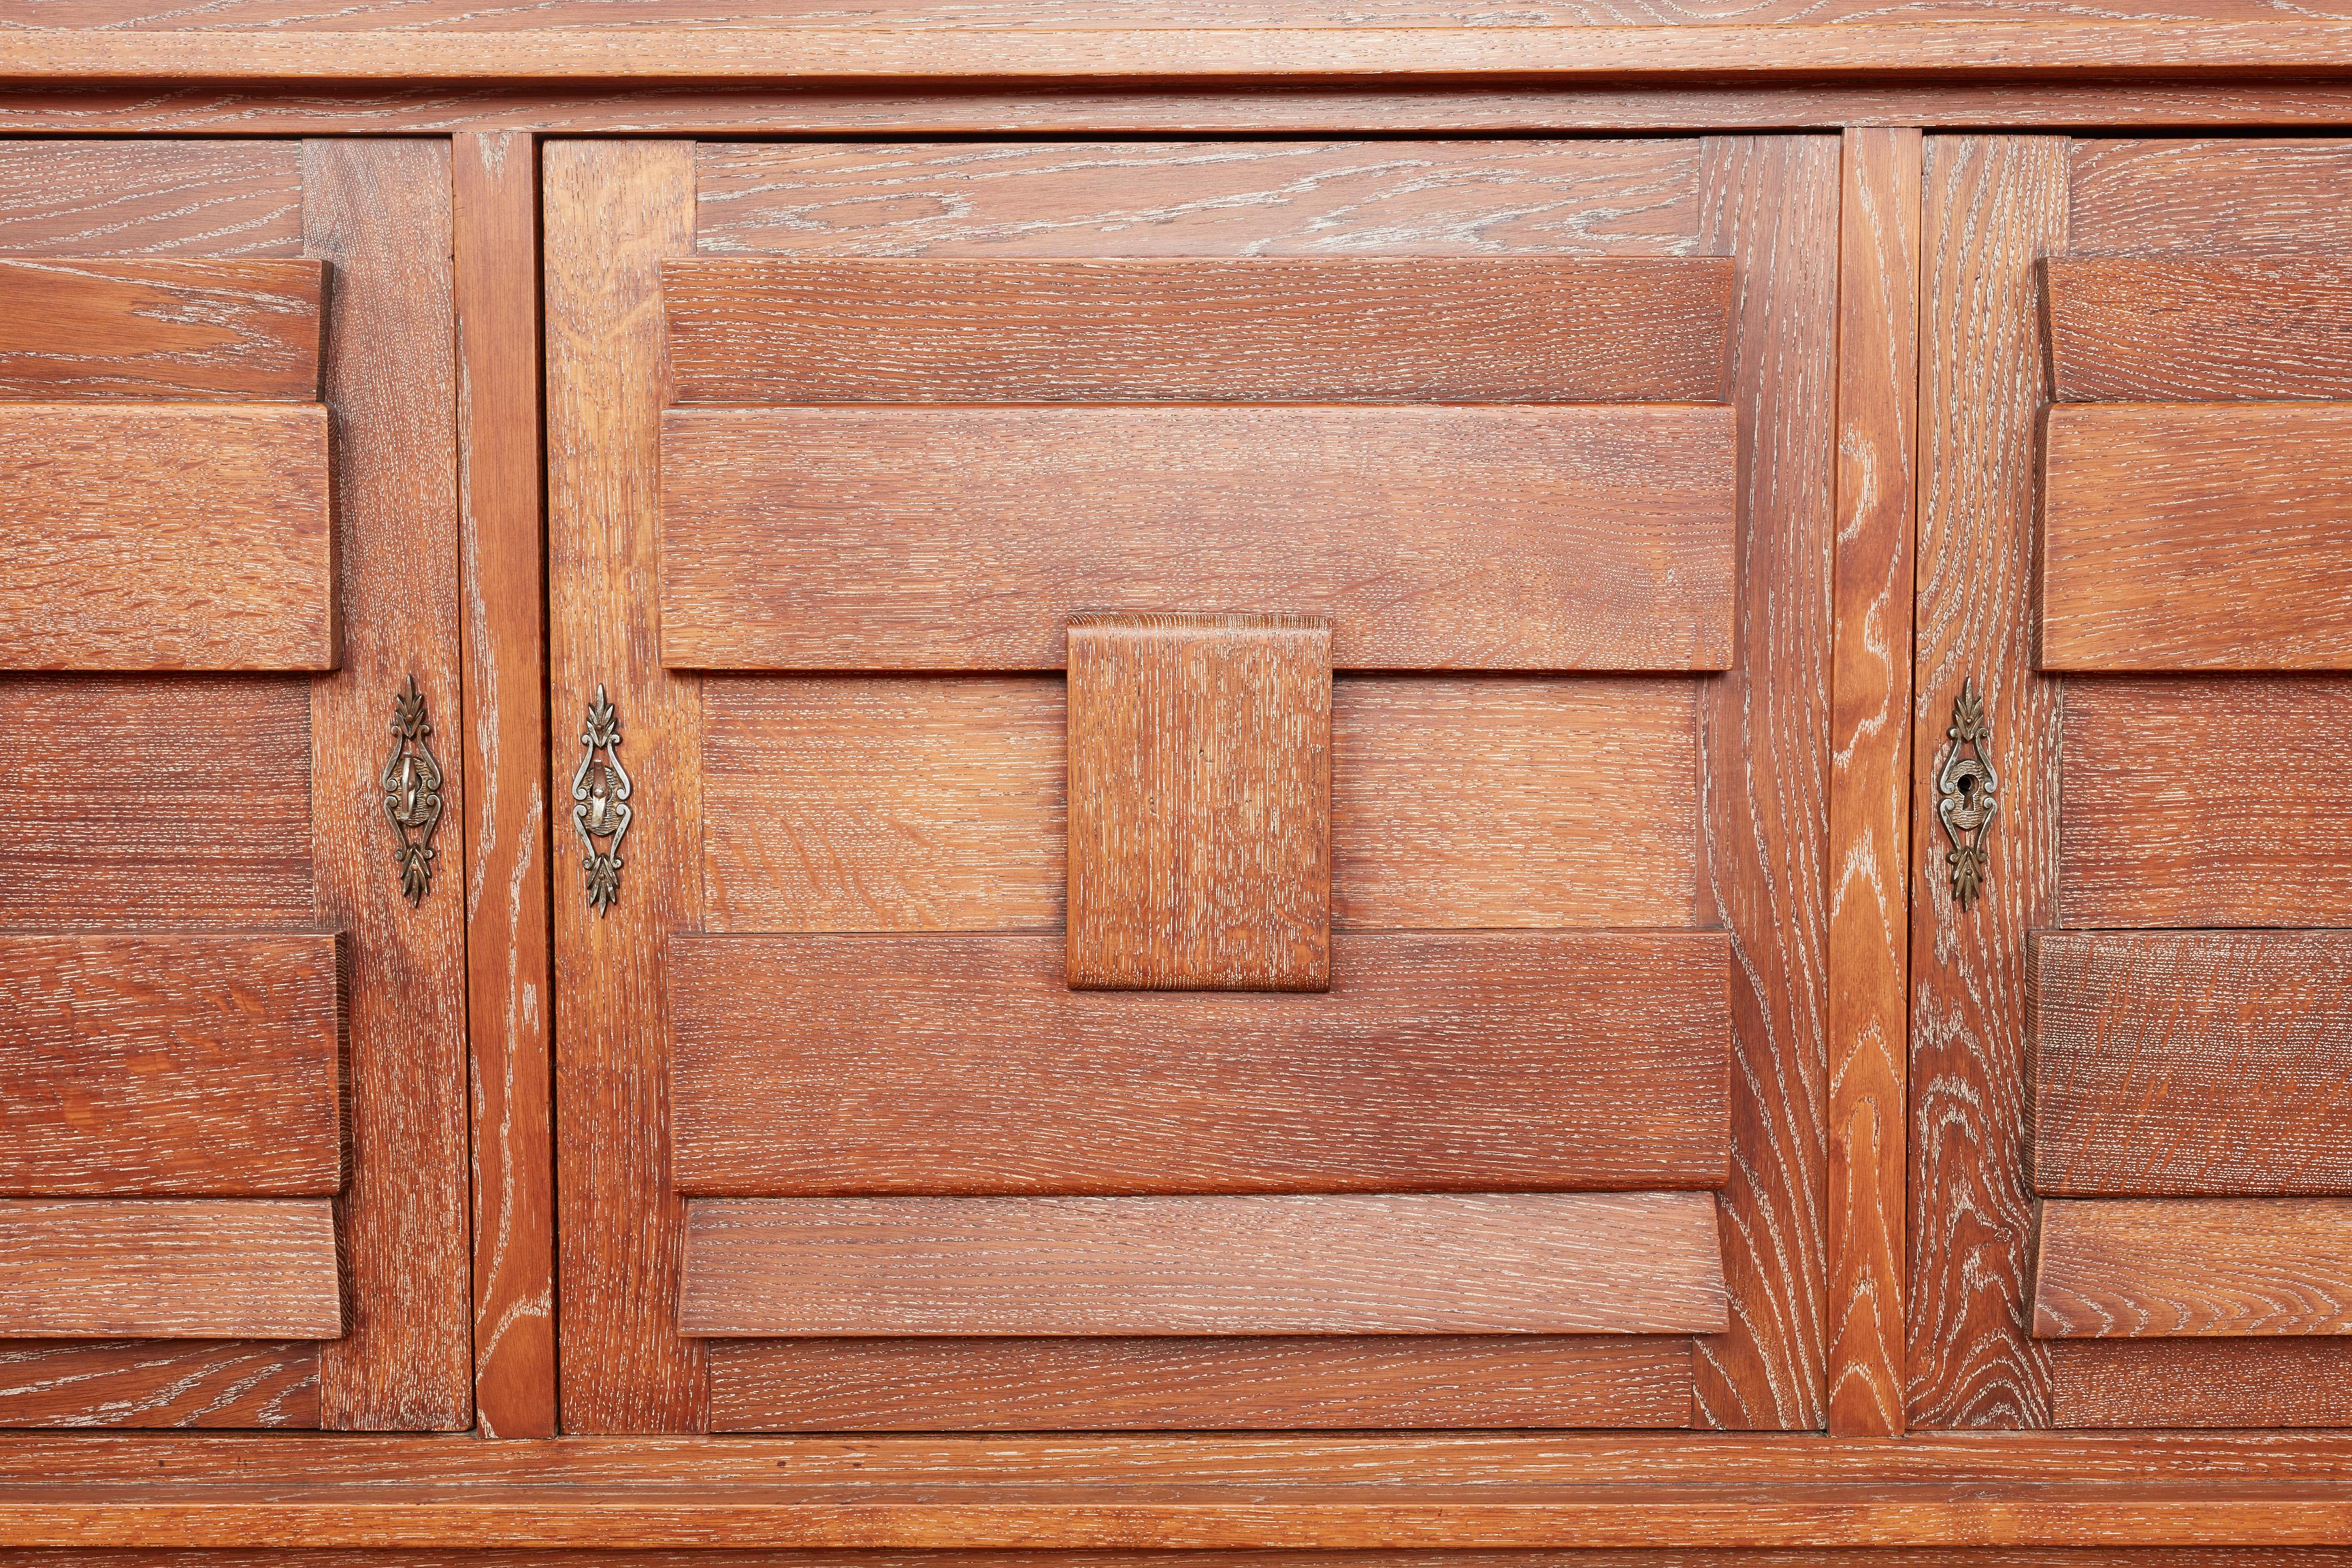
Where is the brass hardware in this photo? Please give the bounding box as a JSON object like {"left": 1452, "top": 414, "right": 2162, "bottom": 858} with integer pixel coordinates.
{"left": 381, "top": 676, "right": 446, "bottom": 906}
{"left": 573, "top": 683, "right": 632, "bottom": 916}
{"left": 1936, "top": 679, "right": 1998, "bottom": 909}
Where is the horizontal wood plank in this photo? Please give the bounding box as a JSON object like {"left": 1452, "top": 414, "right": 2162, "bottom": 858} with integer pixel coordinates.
{"left": 662, "top": 257, "right": 1733, "bottom": 404}
{"left": 2070, "top": 138, "right": 2352, "bottom": 257}
{"left": 2042, "top": 404, "right": 2352, "bottom": 670}
{"left": 658, "top": 406, "right": 1735, "bottom": 672}
{"left": 708, "top": 1335, "right": 1695, "bottom": 1431}
{"left": 702, "top": 674, "right": 1699, "bottom": 934}
{"left": 0, "top": 258, "right": 323, "bottom": 400}
{"left": 0, "top": 404, "right": 335, "bottom": 672}
{"left": 0, "top": 676, "right": 313, "bottom": 930}
{"left": 2059, "top": 676, "right": 2352, "bottom": 927}
{"left": 670, "top": 931, "right": 1730, "bottom": 1197}
{"left": 2046, "top": 257, "right": 2352, "bottom": 401}
{"left": 2033, "top": 930, "right": 2352, "bottom": 1198}
{"left": 0, "top": 932, "right": 344, "bottom": 1197}
{"left": 0, "top": 1200, "right": 341, "bottom": 1340}
{"left": 2051, "top": 1339, "right": 2352, "bottom": 1428}
{"left": 0, "top": 140, "right": 303, "bottom": 259}
{"left": 0, "top": 1340, "right": 319, "bottom": 1428}
{"left": 2034, "top": 1198, "right": 2352, "bottom": 1338}
{"left": 679, "top": 1192, "right": 1728, "bottom": 1337}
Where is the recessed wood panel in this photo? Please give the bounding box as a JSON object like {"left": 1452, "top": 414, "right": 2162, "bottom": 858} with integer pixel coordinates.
{"left": 0, "top": 932, "right": 344, "bottom": 1198}
{"left": 0, "top": 1340, "right": 319, "bottom": 1429}
{"left": 2051, "top": 1339, "right": 2352, "bottom": 1429}
{"left": 2042, "top": 404, "right": 2352, "bottom": 671}
{"left": 0, "top": 141, "right": 304, "bottom": 258}
{"left": 2070, "top": 139, "right": 2352, "bottom": 257}
{"left": 2059, "top": 677, "right": 2352, "bottom": 928}
{"left": 657, "top": 405, "right": 1736, "bottom": 672}
{"left": 0, "top": 676, "right": 313, "bottom": 929}
{"left": 0, "top": 403, "right": 335, "bottom": 672}
{"left": 708, "top": 1335, "right": 1696, "bottom": 1431}
{"left": 0, "top": 1200, "right": 341, "bottom": 1340}
{"left": 1066, "top": 613, "right": 1330, "bottom": 992}
{"left": 2033, "top": 930, "right": 2352, "bottom": 1198}
{"left": 662, "top": 257, "right": 1733, "bottom": 404}
{"left": 679, "top": 1192, "right": 1728, "bottom": 1337}
{"left": 670, "top": 931, "right": 1731, "bottom": 1198}
{"left": 701, "top": 674, "right": 1699, "bottom": 934}
{"left": 2034, "top": 1198, "right": 2352, "bottom": 1338}
{"left": 0, "top": 258, "right": 323, "bottom": 400}
{"left": 2045, "top": 257, "right": 2352, "bottom": 402}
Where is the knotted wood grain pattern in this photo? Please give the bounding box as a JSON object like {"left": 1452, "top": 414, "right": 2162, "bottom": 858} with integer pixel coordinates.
{"left": 0, "top": 140, "right": 302, "bottom": 257}
{"left": 0, "top": 676, "right": 312, "bottom": 930}
{"left": 0, "top": 1200, "right": 340, "bottom": 1340}
{"left": 0, "top": 258, "right": 321, "bottom": 400}
{"left": 0, "top": 1340, "right": 318, "bottom": 1428}
{"left": 679, "top": 1192, "right": 1727, "bottom": 1337}
{"left": 1067, "top": 613, "right": 1330, "bottom": 991}
{"left": 2034, "top": 1198, "right": 2352, "bottom": 1338}
{"left": 700, "top": 674, "right": 1699, "bottom": 934}
{"left": 0, "top": 932, "right": 343, "bottom": 1198}
{"left": 2033, "top": 930, "right": 2352, "bottom": 1198}
{"left": 708, "top": 1335, "right": 1695, "bottom": 1431}
{"left": 662, "top": 257, "right": 1732, "bottom": 404}
{"left": 2070, "top": 138, "right": 2352, "bottom": 256}
{"left": 2046, "top": 257, "right": 2352, "bottom": 401}
{"left": 2050, "top": 1338, "right": 2352, "bottom": 1428}
{"left": 0, "top": 402, "right": 334, "bottom": 671}
{"left": 2060, "top": 676, "right": 2352, "bottom": 928}
{"left": 1906, "top": 135, "right": 2066, "bottom": 1429}
{"left": 670, "top": 931, "right": 1731, "bottom": 1197}
{"left": 1825, "top": 125, "right": 1918, "bottom": 1439}
{"left": 657, "top": 404, "right": 1737, "bottom": 672}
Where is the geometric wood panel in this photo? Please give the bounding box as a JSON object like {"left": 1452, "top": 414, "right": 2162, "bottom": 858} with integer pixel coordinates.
{"left": 0, "top": 1200, "right": 341, "bottom": 1340}
{"left": 2046, "top": 258, "right": 2352, "bottom": 402}
{"left": 0, "top": 258, "right": 323, "bottom": 401}
{"left": 2034, "top": 1198, "right": 2352, "bottom": 1338}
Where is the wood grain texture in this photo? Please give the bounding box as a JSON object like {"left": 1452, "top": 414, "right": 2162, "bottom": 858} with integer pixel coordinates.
{"left": 1066, "top": 613, "right": 1330, "bottom": 992}
{"left": 546, "top": 139, "right": 707, "bottom": 1433}
{"left": 2059, "top": 676, "right": 2352, "bottom": 928}
{"left": 1904, "top": 135, "right": 2066, "bottom": 1431}
{"left": 1825, "top": 126, "right": 1918, "bottom": 1441}
{"left": 0, "top": 676, "right": 310, "bottom": 930}
{"left": 1689, "top": 135, "right": 1836, "bottom": 1431}
{"left": 670, "top": 931, "right": 1732, "bottom": 1197}
{"left": 0, "top": 931, "right": 343, "bottom": 1198}
{"left": 0, "top": 402, "right": 334, "bottom": 672}
{"left": 2070, "top": 138, "right": 2352, "bottom": 256}
{"left": 455, "top": 130, "right": 556, "bottom": 1441}
{"left": 0, "top": 1341, "right": 318, "bottom": 1429}
{"left": 2050, "top": 1338, "right": 2352, "bottom": 1428}
{"left": 0, "top": 258, "right": 321, "bottom": 400}
{"left": 0, "top": 1200, "right": 340, "bottom": 1340}
{"left": 2046, "top": 257, "right": 2352, "bottom": 402}
{"left": 2033, "top": 930, "right": 2352, "bottom": 1199}
{"left": 0, "top": 140, "right": 302, "bottom": 257}
{"left": 708, "top": 1336, "right": 1696, "bottom": 1431}
{"left": 301, "top": 139, "right": 469, "bottom": 1431}
{"left": 657, "top": 404, "right": 1737, "bottom": 672}
{"left": 2042, "top": 404, "right": 2352, "bottom": 671}
{"left": 661, "top": 257, "right": 1733, "bottom": 404}
{"left": 679, "top": 1192, "right": 1728, "bottom": 1337}
{"left": 701, "top": 674, "right": 1699, "bottom": 934}
{"left": 2034, "top": 1198, "right": 2352, "bottom": 1338}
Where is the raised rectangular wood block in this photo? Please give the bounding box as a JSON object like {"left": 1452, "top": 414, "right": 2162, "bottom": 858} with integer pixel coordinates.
{"left": 0, "top": 1200, "right": 341, "bottom": 1340}
{"left": 2051, "top": 1339, "right": 2352, "bottom": 1429}
{"left": 0, "top": 258, "right": 325, "bottom": 401}
{"left": 2034, "top": 930, "right": 2352, "bottom": 1198}
{"left": 1066, "top": 613, "right": 1330, "bottom": 992}
{"left": 2046, "top": 257, "right": 2352, "bottom": 403}
{"left": 679, "top": 1192, "right": 1728, "bottom": 1338}
{"left": 0, "top": 931, "right": 345, "bottom": 1197}
{"left": 2034, "top": 1198, "right": 2352, "bottom": 1338}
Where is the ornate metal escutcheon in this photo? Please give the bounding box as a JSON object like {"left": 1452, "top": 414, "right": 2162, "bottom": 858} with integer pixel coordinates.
{"left": 1935, "top": 679, "right": 1998, "bottom": 909}
{"left": 381, "top": 676, "right": 446, "bottom": 906}
{"left": 573, "top": 683, "right": 632, "bottom": 916}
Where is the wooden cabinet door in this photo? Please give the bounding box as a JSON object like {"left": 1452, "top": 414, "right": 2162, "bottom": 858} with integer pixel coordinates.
{"left": 0, "top": 140, "right": 469, "bottom": 1430}
{"left": 1913, "top": 135, "right": 2352, "bottom": 1431}
{"left": 547, "top": 137, "right": 1836, "bottom": 1435}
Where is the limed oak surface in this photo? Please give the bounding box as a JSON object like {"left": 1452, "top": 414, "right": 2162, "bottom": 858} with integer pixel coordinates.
{"left": 2050, "top": 1338, "right": 2352, "bottom": 1428}
{"left": 0, "top": 1339, "right": 319, "bottom": 1428}
{"left": 2034, "top": 1198, "right": 2352, "bottom": 1338}
{"left": 2045, "top": 257, "right": 2352, "bottom": 402}
{"left": 0, "top": 257, "right": 322, "bottom": 400}
{"left": 0, "top": 1200, "right": 340, "bottom": 1340}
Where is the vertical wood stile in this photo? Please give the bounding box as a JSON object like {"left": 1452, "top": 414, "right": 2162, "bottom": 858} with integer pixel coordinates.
{"left": 1906, "top": 135, "right": 2067, "bottom": 1429}
{"left": 544, "top": 140, "right": 706, "bottom": 1432}
{"left": 455, "top": 131, "right": 557, "bottom": 1440}
{"left": 303, "top": 139, "right": 472, "bottom": 1430}
{"left": 1826, "top": 125, "right": 1921, "bottom": 1437}
{"left": 1692, "top": 135, "right": 1838, "bottom": 1429}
